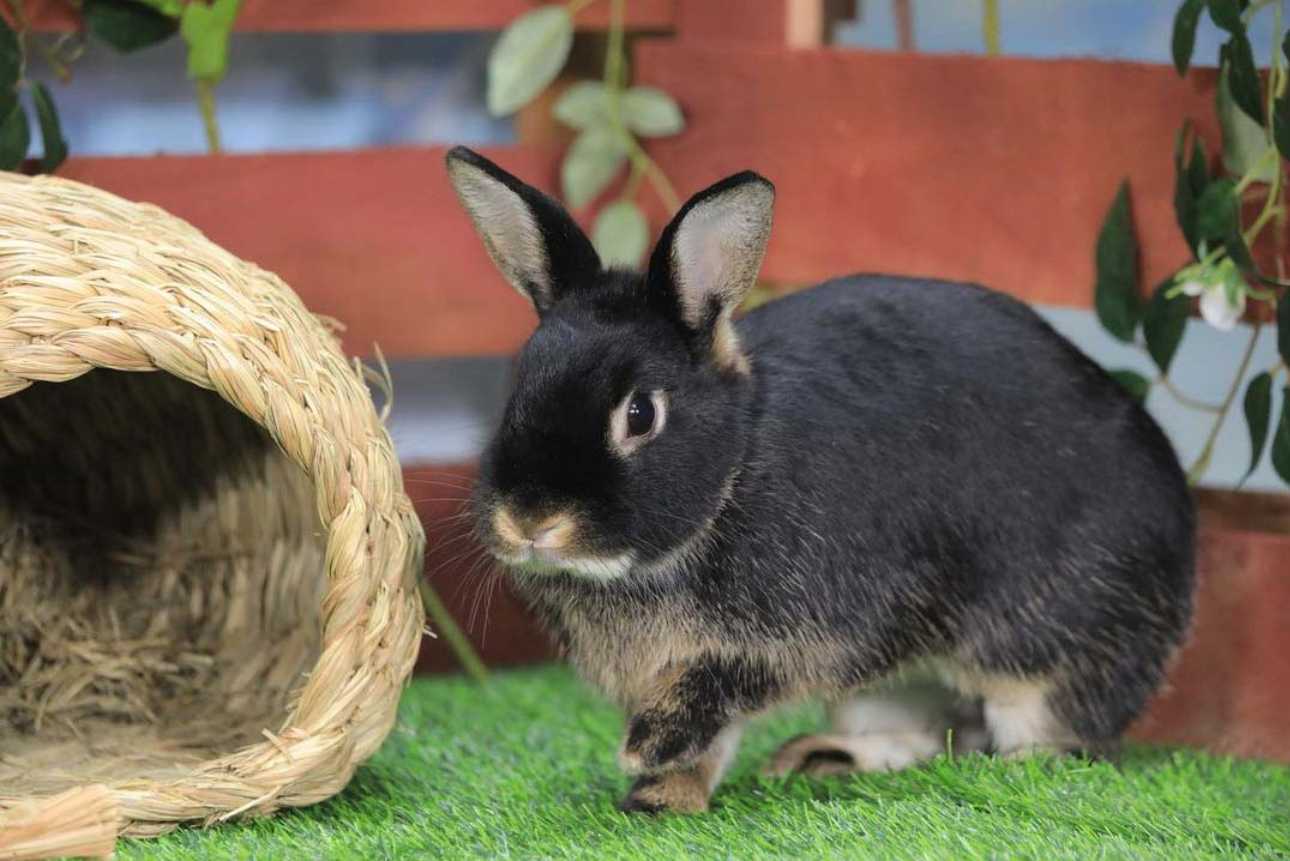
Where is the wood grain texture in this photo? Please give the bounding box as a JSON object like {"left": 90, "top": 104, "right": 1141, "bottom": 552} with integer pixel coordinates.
{"left": 675, "top": 0, "right": 789, "bottom": 44}
{"left": 19, "top": 0, "right": 675, "bottom": 32}
{"left": 635, "top": 45, "right": 1222, "bottom": 307}
{"left": 58, "top": 148, "right": 556, "bottom": 359}
{"left": 1130, "top": 526, "right": 1290, "bottom": 764}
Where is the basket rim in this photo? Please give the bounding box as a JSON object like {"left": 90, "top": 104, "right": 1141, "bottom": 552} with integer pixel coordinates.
{"left": 0, "top": 171, "right": 426, "bottom": 837}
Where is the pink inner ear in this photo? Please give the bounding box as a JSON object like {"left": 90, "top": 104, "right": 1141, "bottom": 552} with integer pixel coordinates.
{"left": 673, "top": 205, "right": 736, "bottom": 317}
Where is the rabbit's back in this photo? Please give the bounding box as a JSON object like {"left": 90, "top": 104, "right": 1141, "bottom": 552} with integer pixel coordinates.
{"left": 717, "top": 276, "right": 1193, "bottom": 701}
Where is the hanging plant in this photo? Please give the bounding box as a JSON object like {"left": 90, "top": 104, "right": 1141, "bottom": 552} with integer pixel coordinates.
{"left": 1094, "top": 0, "right": 1290, "bottom": 488}
{"left": 486, "top": 0, "right": 685, "bottom": 267}
{"left": 0, "top": 0, "right": 241, "bottom": 169}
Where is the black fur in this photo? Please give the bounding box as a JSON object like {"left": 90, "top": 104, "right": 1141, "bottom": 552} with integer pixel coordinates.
{"left": 446, "top": 148, "right": 1195, "bottom": 810}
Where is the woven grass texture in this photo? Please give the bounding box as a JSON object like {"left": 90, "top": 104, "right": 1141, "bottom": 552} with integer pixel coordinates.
{"left": 0, "top": 172, "right": 426, "bottom": 842}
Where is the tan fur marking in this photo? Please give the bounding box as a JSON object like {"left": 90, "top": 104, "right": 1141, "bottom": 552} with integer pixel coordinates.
{"left": 625, "top": 768, "right": 712, "bottom": 814}
{"left": 492, "top": 506, "right": 527, "bottom": 549}
{"left": 621, "top": 724, "right": 743, "bottom": 814}
{"left": 712, "top": 312, "right": 751, "bottom": 376}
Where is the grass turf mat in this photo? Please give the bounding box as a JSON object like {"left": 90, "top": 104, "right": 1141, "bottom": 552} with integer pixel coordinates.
{"left": 120, "top": 664, "right": 1290, "bottom": 860}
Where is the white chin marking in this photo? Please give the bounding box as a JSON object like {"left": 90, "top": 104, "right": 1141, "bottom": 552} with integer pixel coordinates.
{"left": 506, "top": 550, "right": 635, "bottom": 581}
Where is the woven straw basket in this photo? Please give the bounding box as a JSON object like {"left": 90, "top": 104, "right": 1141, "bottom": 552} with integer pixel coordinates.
{"left": 0, "top": 171, "right": 426, "bottom": 854}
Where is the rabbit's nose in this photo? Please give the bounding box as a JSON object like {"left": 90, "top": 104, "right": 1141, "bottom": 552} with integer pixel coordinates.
{"left": 530, "top": 515, "right": 574, "bottom": 550}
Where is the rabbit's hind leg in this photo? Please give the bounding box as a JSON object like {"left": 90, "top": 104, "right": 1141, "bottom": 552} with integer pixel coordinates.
{"left": 762, "top": 676, "right": 987, "bottom": 777}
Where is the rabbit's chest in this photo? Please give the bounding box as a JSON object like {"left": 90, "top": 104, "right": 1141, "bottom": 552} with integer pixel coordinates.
{"left": 543, "top": 592, "right": 716, "bottom": 707}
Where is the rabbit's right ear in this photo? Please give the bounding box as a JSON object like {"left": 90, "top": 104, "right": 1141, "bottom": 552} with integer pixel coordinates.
{"left": 445, "top": 146, "right": 601, "bottom": 314}
{"left": 647, "top": 171, "right": 774, "bottom": 374}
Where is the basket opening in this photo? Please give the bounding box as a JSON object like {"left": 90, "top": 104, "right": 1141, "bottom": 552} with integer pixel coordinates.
{"left": 0, "top": 370, "right": 325, "bottom": 796}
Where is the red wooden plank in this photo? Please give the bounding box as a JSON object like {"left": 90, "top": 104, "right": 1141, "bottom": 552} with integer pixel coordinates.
{"left": 58, "top": 147, "right": 555, "bottom": 359}
{"left": 635, "top": 45, "right": 1222, "bottom": 308}
{"left": 1131, "top": 526, "right": 1290, "bottom": 763}
{"left": 674, "top": 0, "right": 789, "bottom": 44}
{"left": 18, "top": 0, "right": 675, "bottom": 33}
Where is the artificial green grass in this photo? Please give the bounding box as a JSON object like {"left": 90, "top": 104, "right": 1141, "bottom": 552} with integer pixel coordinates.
{"left": 121, "top": 665, "right": 1290, "bottom": 860}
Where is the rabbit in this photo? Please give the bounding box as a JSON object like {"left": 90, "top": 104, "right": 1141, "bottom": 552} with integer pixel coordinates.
{"left": 444, "top": 145, "right": 1195, "bottom": 815}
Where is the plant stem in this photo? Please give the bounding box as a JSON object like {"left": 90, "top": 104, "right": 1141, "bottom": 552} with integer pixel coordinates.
{"left": 418, "top": 580, "right": 490, "bottom": 685}
{"left": 1234, "top": 149, "right": 1278, "bottom": 196}
{"left": 600, "top": 0, "right": 682, "bottom": 213}
{"left": 629, "top": 142, "right": 681, "bottom": 212}
{"left": 567, "top": 0, "right": 601, "bottom": 16}
{"left": 622, "top": 157, "right": 645, "bottom": 199}
{"left": 1160, "top": 375, "right": 1224, "bottom": 414}
{"left": 982, "top": 0, "right": 1000, "bottom": 56}
{"left": 1186, "top": 322, "right": 1262, "bottom": 485}
{"left": 195, "top": 79, "right": 222, "bottom": 154}
{"left": 604, "top": 0, "right": 625, "bottom": 92}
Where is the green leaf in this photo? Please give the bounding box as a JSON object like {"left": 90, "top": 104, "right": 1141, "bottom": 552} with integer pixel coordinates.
{"left": 561, "top": 127, "right": 626, "bottom": 210}
{"left": 553, "top": 81, "right": 609, "bottom": 130}
{"left": 134, "top": 0, "right": 184, "bottom": 16}
{"left": 1094, "top": 181, "right": 1141, "bottom": 342}
{"left": 1274, "top": 89, "right": 1290, "bottom": 161}
{"left": 1279, "top": 294, "right": 1290, "bottom": 368}
{"left": 1194, "top": 175, "right": 1257, "bottom": 271}
{"left": 0, "top": 100, "right": 30, "bottom": 171}
{"left": 1187, "top": 135, "right": 1209, "bottom": 199}
{"left": 1108, "top": 369, "right": 1152, "bottom": 402}
{"left": 621, "top": 87, "right": 684, "bottom": 137}
{"left": 1225, "top": 33, "right": 1263, "bottom": 124}
{"left": 1272, "top": 387, "right": 1290, "bottom": 485}
{"left": 31, "top": 82, "right": 66, "bottom": 172}
{"left": 83, "top": 0, "right": 179, "bottom": 53}
{"left": 1278, "top": 34, "right": 1290, "bottom": 162}
{"left": 181, "top": 0, "right": 241, "bottom": 83}
{"left": 1207, "top": 0, "right": 1243, "bottom": 32}
{"left": 593, "top": 199, "right": 649, "bottom": 268}
{"left": 1241, "top": 372, "right": 1272, "bottom": 485}
{"left": 0, "top": 11, "right": 19, "bottom": 94}
{"left": 1196, "top": 177, "right": 1239, "bottom": 242}
{"left": 1217, "top": 61, "right": 1274, "bottom": 179}
{"left": 1143, "top": 279, "right": 1190, "bottom": 375}
{"left": 486, "top": 6, "right": 573, "bottom": 117}
{"left": 1173, "top": 0, "right": 1206, "bottom": 75}
{"left": 1174, "top": 124, "right": 1209, "bottom": 252}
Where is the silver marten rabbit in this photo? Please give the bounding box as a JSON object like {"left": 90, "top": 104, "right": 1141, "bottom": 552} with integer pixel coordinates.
{"left": 446, "top": 146, "right": 1195, "bottom": 814}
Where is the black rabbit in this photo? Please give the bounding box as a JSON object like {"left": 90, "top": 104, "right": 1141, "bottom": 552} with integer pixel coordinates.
{"left": 445, "top": 146, "right": 1194, "bottom": 814}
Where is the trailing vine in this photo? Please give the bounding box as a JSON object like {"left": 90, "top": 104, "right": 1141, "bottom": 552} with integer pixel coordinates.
{"left": 1094, "top": 0, "right": 1290, "bottom": 488}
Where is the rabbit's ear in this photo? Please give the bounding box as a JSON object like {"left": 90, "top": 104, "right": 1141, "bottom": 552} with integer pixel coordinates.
{"left": 446, "top": 146, "right": 601, "bottom": 313}
{"left": 648, "top": 171, "right": 774, "bottom": 373}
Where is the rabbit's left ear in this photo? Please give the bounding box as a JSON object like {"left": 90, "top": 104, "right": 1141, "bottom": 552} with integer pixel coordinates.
{"left": 446, "top": 146, "right": 601, "bottom": 314}
{"left": 647, "top": 171, "right": 774, "bottom": 374}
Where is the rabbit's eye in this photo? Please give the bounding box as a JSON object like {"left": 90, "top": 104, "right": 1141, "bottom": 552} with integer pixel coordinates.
{"left": 626, "top": 393, "right": 655, "bottom": 437}
{"left": 609, "top": 389, "right": 667, "bottom": 456}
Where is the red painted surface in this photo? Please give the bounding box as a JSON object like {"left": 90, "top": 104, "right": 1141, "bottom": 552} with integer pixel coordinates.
{"left": 18, "top": 0, "right": 676, "bottom": 33}
{"left": 59, "top": 148, "right": 556, "bottom": 359}
{"left": 674, "top": 0, "right": 788, "bottom": 44}
{"left": 635, "top": 45, "right": 1222, "bottom": 306}
{"left": 1131, "top": 527, "right": 1290, "bottom": 764}
{"left": 49, "top": 52, "right": 1230, "bottom": 357}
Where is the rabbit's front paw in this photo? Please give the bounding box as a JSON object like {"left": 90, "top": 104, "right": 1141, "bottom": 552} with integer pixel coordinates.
{"left": 619, "top": 713, "right": 705, "bottom": 774}
{"left": 618, "top": 772, "right": 710, "bottom": 815}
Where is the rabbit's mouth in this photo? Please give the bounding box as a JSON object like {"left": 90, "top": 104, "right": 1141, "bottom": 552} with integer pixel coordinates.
{"left": 486, "top": 504, "right": 635, "bottom": 581}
